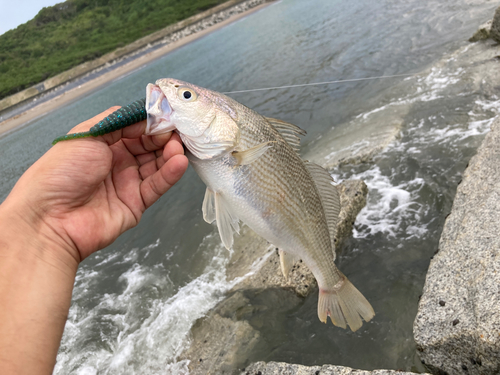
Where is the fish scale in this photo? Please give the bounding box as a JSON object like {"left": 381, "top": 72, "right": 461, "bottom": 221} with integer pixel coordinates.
{"left": 237, "top": 105, "right": 329, "bottom": 260}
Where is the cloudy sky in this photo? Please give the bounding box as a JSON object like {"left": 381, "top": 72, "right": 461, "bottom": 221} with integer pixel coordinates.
{"left": 0, "top": 0, "right": 63, "bottom": 35}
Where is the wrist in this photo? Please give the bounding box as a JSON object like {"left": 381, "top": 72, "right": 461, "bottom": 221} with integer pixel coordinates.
{"left": 0, "top": 198, "right": 79, "bottom": 274}
{"left": 0, "top": 200, "right": 78, "bottom": 374}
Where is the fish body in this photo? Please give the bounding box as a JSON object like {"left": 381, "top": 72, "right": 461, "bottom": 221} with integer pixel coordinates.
{"left": 145, "top": 78, "right": 374, "bottom": 331}
{"left": 188, "top": 105, "right": 330, "bottom": 279}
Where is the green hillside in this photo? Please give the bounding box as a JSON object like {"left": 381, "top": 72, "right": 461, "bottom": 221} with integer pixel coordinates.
{"left": 0, "top": 0, "right": 227, "bottom": 100}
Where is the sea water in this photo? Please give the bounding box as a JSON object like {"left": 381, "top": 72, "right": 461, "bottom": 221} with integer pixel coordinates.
{"left": 0, "top": 0, "right": 499, "bottom": 373}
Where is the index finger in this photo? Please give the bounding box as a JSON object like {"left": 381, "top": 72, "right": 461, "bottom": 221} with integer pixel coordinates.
{"left": 121, "top": 132, "right": 174, "bottom": 156}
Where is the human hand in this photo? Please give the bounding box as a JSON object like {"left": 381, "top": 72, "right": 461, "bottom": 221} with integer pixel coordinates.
{"left": 0, "top": 107, "right": 188, "bottom": 374}
{"left": 0, "top": 107, "right": 188, "bottom": 265}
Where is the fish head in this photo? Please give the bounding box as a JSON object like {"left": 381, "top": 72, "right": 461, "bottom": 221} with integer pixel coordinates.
{"left": 145, "top": 78, "right": 240, "bottom": 160}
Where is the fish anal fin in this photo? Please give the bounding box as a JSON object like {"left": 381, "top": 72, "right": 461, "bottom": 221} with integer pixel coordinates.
{"left": 202, "top": 188, "right": 216, "bottom": 224}
{"left": 214, "top": 192, "right": 240, "bottom": 250}
{"left": 318, "top": 274, "right": 374, "bottom": 332}
{"left": 305, "top": 162, "right": 341, "bottom": 251}
{"left": 279, "top": 249, "right": 298, "bottom": 281}
{"left": 232, "top": 142, "right": 274, "bottom": 166}
{"left": 265, "top": 117, "right": 306, "bottom": 153}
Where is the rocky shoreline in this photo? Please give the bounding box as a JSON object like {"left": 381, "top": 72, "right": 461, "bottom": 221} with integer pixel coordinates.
{"left": 243, "top": 362, "right": 423, "bottom": 375}
{"left": 413, "top": 108, "right": 500, "bottom": 374}
{"left": 3, "top": 2, "right": 497, "bottom": 373}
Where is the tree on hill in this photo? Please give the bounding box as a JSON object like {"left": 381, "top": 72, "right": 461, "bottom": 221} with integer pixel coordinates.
{"left": 0, "top": 0, "right": 227, "bottom": 100}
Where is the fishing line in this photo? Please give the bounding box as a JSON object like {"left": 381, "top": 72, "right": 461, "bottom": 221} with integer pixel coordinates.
{"left": 222, "top": 73, "right": 415, "bottom": 94}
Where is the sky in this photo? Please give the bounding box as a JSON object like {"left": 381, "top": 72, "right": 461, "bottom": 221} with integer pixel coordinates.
{"left": 0, "top": 0, "right": 63, "bottom": 35}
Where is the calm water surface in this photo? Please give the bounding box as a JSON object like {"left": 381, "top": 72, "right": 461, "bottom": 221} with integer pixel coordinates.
{"left": 1, "top": 0, "right": 499, "bottom": 373}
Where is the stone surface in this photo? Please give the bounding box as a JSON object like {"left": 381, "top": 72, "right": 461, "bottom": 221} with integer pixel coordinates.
{"left": 181, "top": 180, "right": 369, "bottom": 374}
{"left": 414, "top": 117, "right": 500, "bottom": 374}
{"left": 491, "top": 6, "right": 500, "bottom": 42}
{"left": 469, "top": 20, "right": 492, "bottom": 42}
{"left": 242, "top": 361, "right": 426, "bottom": 375}
{"left": 180, "top": 312, "right": 261, "bottom": 375}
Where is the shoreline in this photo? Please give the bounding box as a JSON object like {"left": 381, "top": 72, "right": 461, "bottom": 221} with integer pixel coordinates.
{"left": 0, "top": 0, "right": 273, "bottom": 139}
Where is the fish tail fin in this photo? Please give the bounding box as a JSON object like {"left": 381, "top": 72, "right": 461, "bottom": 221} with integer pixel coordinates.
{"left": 52, "top": 131, "right": 93, "bottom": 145}
{"left": 318, "top": 274, "right": 374, "bottom": 332}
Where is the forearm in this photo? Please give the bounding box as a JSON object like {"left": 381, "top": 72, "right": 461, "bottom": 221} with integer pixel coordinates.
{"left": 0, "top": 204, "right": 78, "bottom": 374}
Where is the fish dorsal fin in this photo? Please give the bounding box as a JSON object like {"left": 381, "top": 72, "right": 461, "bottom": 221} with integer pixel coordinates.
{"left": 265, "top": 117, "right": 306, "bottom": 153}
{"left": 279, "top": 249, "right": 298, "bottom": 281}
{"left": 213, "top": 191, "right": 240, "bottom": 250}
{"left": 305, "top": 162, "right": 341, "bottom": 251}
{"left": 202, "top": 188, "right": 216, "bottom": 224}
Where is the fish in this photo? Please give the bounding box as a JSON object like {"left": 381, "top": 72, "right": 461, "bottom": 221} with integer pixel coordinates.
{"left": 144, "top": 78, "right": 375, "bottom": 331}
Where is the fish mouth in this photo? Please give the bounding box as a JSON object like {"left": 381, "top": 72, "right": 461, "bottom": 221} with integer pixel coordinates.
{"left": 145, "top": 83, "right": 175, "bottom": 135}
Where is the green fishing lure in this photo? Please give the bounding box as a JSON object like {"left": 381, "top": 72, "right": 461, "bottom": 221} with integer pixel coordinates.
{"left": 52, "top": 98, "right": 147, "bottom": 145}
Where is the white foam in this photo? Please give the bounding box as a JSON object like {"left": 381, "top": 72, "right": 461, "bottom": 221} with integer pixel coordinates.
{"left": 55, "top": 234, "right": 240, "bottom": 374}
{"left": 335, "top": 166, "right": 426, "bottom": 239}
{"left": 356, "top": 104, "right": 390, "bottom": 120}
{"left": 350, "top": 65, "right": 467, "bottom": 123}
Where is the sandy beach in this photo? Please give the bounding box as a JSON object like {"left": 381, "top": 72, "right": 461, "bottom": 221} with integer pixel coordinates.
{"left": 0, "top": 1, "right": 271, "bottom": 138}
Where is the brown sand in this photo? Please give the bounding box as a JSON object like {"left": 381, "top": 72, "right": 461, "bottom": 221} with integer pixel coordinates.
{"left": 0, "top": 2, "right": 271, "bottom": 138}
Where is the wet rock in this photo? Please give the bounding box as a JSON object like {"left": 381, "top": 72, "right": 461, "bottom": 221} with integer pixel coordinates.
{"left": 180, "top": 312, "right": 260, "bottom": 375}
{"left": 469, "top": 20, "right": 492, "bottom": 42}
{"left": 414, "top": 117, "right": 500, "bottom": 374}
{"left": 242, "top": 361, "right": 425, "bottom": 374}
{"left": 180, "top": 289, "right": 303, "bottom": 374}
{"left": 469, "top": 6, "right": 500, "bottom": 43}
{"left": 491, "top": 6, "right": 500, "bottom": 42}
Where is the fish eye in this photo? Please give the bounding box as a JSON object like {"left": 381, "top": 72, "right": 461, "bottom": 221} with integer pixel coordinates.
{"left": 177, "top": 87, "right": 197, "bottom": 102}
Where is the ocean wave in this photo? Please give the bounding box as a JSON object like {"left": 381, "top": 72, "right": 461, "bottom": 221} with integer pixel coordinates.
{"left": 55, "top": 234, "right": 234, "bottom": 374}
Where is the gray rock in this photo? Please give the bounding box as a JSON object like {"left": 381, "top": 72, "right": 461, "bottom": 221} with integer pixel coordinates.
{"left": 413, "top": 117, "right": 500, "bottom": 374}
{"left": 242, "top": 361, "right": 425, "bottom": 374}
{"left": 469, "top": 20, "right": 492, "bottom": 42}
{"left": 180, "top": 311, "right": 261, "bottom": 375}
{"left": 469, "top": 6, "right": 500, "bottom": 43}
{"left": 491, "top": 6, "right": 500, "bottom": 42}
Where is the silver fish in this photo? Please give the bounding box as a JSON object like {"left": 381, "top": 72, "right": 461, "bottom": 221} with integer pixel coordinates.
{"left": 145, "top": 78, "right": 374, "bottom": 331}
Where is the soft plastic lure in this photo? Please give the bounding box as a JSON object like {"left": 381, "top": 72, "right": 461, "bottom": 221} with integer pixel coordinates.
{"left": 52, "top": 98, "right": 147, "bottom": 145}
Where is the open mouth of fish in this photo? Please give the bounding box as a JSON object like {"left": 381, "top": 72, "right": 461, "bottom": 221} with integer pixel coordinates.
{"left": 145, "top": 83, "right": 174, "bottom": 135}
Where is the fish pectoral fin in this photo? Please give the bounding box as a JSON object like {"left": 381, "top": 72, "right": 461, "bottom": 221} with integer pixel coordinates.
{"left": 232, "top": 141, "right": 274, "bottom": 166}
{"left": 202, "top": 188, "right": 216, "bottom": 224}
{"left": 279, "top": 249, "right": 298, "bottom": 281}
{"left": 214, "top": 192, "right": 240, "bottom": 250}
